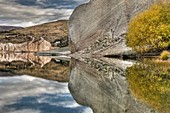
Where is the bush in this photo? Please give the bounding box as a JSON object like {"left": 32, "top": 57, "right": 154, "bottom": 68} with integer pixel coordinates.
{"left": 126, "top": 2, "right": 170, "bottom": 53}
{"left": 160, "top": 50, "right": 170, "bottom": 60}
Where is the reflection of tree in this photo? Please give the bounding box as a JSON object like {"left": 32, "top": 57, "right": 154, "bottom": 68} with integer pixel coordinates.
{"left": 127, "top": 60, "right": 170, "bottom": 112}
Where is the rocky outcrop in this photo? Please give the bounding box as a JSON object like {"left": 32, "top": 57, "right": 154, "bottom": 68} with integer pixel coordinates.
{"left": 0, "top": 37, "right": 52, "bottom": 53}
{"left": 68, "top": 58, "right": 158, "bottom": 113}
{"left": 69, "top": 0, "right": 158, "bottom": 57}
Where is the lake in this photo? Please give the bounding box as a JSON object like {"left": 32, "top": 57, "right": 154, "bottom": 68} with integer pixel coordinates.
{"left": 0, "top": 53, "right": 169, "bottom": 113}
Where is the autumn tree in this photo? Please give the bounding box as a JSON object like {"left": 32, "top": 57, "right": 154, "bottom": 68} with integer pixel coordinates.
{"left": 126, "top": 2, "right": 170, "bottom": 53}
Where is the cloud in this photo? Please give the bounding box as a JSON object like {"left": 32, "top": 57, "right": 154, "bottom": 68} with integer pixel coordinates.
{"left": 0, "top": 75, "right": 93, "bottom": 113}
{"left": 82, "top": 108, "right": 93, "bottom": 113}
{"left": 6, "top": 109, "right": 41, "bottom": 113}
{"left": 0, "top": 0, "right": 89, "bottom": 27}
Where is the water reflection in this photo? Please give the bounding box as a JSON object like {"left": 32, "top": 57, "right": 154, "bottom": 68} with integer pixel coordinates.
{"left": 68, "top": 58, "right": 170, "bottom": 113}
{"left": 0, "top": 51, "right": 170, "bottom": 113}
{"left": 0, "top": 75, "right": 92, "bottom": 113}
{"left": 127, "top": 59, "right": 170, "bottom": 112}
{"left": 0, "top": 52, "right": 69, "bottom": 82}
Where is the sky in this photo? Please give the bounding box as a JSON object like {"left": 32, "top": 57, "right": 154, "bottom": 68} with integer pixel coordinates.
{"left": 0, "top": 0, "right": 89, "bottom": 27}
{"left": 0, "top": 75, "right": 93, "bottom": 113}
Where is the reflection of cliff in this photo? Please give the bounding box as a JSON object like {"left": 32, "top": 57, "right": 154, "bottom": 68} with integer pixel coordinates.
{"left": 0, "top": 37, "right": 52, "bottom": 53}
{"left": 0, "top": 52, "right": 51, "bottom": 67}
{"left": 0, "top": 52, "right": 69, "bottom": 82}
{"left": 68, "top": 58, "right": 157, "bottom": 113}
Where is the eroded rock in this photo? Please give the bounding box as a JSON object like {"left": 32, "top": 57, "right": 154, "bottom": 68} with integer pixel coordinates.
{"left": 0, "top": 37, "right": 52, "bottom": 53}
{"left": 69, "top": 0, "right": 158, "bottom": 57}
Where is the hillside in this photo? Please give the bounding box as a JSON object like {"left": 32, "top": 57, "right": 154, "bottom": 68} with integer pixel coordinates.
{"left": 0, "top": 20, "right": 68, "bottom": 46}
{"left": 0, "top": 26, "right": 22, "bottom": 32}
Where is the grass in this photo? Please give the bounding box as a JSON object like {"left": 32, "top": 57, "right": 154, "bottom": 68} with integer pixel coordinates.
{"left": 0, "top": 20, "right": 68, "bottom": 44}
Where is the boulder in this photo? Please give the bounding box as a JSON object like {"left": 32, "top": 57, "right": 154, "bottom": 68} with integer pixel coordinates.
{"left": 69, "top": 0, "right": 158, "bottom": 57}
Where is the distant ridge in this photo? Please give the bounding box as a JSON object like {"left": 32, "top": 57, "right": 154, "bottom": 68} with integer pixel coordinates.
{"left": 0, "top": 26, "right": 23, "bottom": 32}
{"left": 0, "top": 20, "right": 68, "bottom": 45}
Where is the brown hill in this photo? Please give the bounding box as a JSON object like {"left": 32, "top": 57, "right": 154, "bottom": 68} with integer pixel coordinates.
{"left": 0, "top": 26, "right": 22, "bottom": 32}
{"left": 0, "top": 20, "right": 68, "bottom": 46}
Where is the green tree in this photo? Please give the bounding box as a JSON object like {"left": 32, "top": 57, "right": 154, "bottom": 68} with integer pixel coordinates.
{"left": 126, "top": 3, "right": 170, "bottom": 53}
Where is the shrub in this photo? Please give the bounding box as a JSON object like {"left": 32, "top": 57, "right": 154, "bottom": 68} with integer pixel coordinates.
{"left": 126, "top": 2, "right": 170, "bottom": 53}
{"left": 160, "top": 50, "right": 170, "bottom": 60}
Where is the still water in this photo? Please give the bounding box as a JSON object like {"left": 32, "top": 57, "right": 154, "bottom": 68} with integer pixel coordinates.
{"left": 0, "top": 53, "right": 169, "bottom": 113}
{"left": 0, "top": 75, "right": 92, "bottom": 113}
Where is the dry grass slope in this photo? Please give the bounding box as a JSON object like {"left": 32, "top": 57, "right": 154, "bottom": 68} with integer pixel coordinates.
{"left": 0, "top": 20, "right": 68, "bottom": 44}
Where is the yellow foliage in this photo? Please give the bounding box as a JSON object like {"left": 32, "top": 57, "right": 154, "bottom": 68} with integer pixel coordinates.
{"left": 126, "top": 2, "right": 170, "bottom": 53}
{"left": 160, "top": 50, "right": 170, "bottom": 60}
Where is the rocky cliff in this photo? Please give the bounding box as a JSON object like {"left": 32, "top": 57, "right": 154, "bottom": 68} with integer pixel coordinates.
{"left": 0, "top": 37, "right": 52, "bottom": 53}
{"left": 69, "top": 0, "right": 159, "bottom": 57}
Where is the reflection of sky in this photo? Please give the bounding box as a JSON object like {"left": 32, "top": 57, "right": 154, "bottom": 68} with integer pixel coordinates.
{"left": 0, "top": 75, "right": 93, "bottom": 113}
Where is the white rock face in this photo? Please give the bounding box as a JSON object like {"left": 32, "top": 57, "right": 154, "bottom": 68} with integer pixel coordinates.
{"left": 69, "top": 0, "right": 158, "bottom": 56}
{"left": 0, "top": 37, "right": 52, "bottom": 53}
{"left": 0, "top": 38, "right": 52, "bottom": 67}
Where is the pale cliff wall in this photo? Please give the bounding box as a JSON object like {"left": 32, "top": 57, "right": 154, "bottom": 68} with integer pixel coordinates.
{"left": 0, "top": 37, "right": 52, "bottom": 53}
{"left": 69, "top": 0, "right": 158, "bottom": 56}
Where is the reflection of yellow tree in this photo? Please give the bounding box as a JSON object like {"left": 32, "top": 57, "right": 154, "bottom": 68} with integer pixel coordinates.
{"left": 126, "top": 2, "right": 170, "bottom": 53}
{"left": 127, "top": 60, "right": 170, "bottom": 112}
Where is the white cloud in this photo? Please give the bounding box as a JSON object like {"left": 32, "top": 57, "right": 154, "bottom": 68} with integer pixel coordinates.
{"left": 0, "top": 75, "right": 69, "bottom": 107}
{"left": 0, "top": 3, "right": 73, "bottom": 27}
{"left": 7, "top": 109, "right": 41, "bottom": 113}
{"left": 83, "top": 108, "right": 93, "bottom": 113}
{"left": 0, "top": 75, "right": 92, "bottom": 113}
{"left": 0, "top": 0, "right": 89, "bottom": 27}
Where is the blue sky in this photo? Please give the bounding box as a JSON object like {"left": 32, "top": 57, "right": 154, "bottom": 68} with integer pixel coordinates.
{"left": 0, "top": 75, "right": 93, "bottom": 113}
{"left": 0, "top": 0, "right": 89, "bottom": 27}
